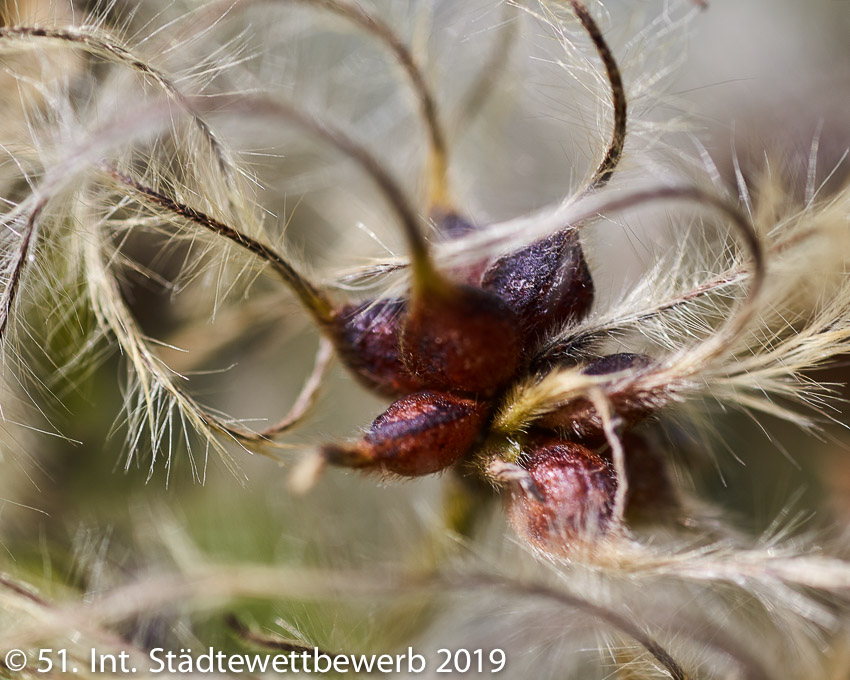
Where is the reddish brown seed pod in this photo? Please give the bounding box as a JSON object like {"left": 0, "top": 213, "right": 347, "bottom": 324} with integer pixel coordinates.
{"left": 401, "top": 283, "right": 522, "bottom": 395}
{"left": 328, "top": 298, "right": 422, "bottom": 398}
{"left": 481, "top": 229, "right": 594, "bottom": 340}
{"left": 508, "top": 438, "right": 617, "bottom": 551}
{"left": 322, "top": 390, "right": 489, "bottom": 476}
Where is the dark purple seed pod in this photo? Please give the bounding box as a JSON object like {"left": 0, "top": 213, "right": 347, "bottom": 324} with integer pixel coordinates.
{"left": 582, "top": 352, "right": 652, "bottom": 376}
{"left": 539, "top": 392, "right": 656, "bottom": 442}
{"left": 432, "top": 210, "right": 491, "bottom": 285}
{"left": 401, "top": 283, "right": 522, "bottom": 395}
{"left": 322, "top": 390, "right": 489, "bottom": 476}
{"left": 538, "top": 353, "right": 657, "bottom": 441}
{"left": 328, "top": 298, "right": 422, "bottom": 398}
{"left": 433, "top": 209, "right": 478, "bottom": 239}
{"left": 613, "top": 432, "right": 679, "bottom": 522}
{"left": 481, "top": 229, "right": 594, "bottom": 339}
{"left": 508, "top": 438, "right": 617, "bottom": 551}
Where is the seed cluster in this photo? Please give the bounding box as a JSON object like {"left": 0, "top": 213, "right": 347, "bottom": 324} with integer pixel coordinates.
{"left": 324, "top": 192, "right": 673, "bottom": 546}
{"left": 304, "top": 1, "right": 663, "bottom": 553}
{"left": 100, "top": 0, "right": 745, "bottom": 556}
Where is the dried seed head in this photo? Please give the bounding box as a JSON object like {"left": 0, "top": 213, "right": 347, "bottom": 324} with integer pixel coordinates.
{"left": 508, "top": 439, "right": 617, "bottom": 551}
{"left": 481, "top": 229, "right": 594, "bottom": 340}
{"left": 322, "top": 391, "right": 489, "bottom": 476}
{"left": 401, "top": 283, "right": 522, "bottom": 395}
{"left": 329, "top": 299, "right": 421, "bottom": 398}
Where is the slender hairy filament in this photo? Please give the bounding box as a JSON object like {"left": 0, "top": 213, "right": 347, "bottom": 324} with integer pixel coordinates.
{"left": 588, "top": 386, "right": 628, "bottom": 526}
{"left": 438, "top": 573, "right": 689, "bottom": 680}
{"left": 491, "top": 186, "right": 764, "bottom": 435}
{"left": 542, "top": 203, "right": 833, "bottom": 359}
{"left": 256, "top": 337, "right": 334, "bottom": 437}
{"left": 292, "top": 0, "right": 450, "bottom": 209}
{"left": 212, "top": 94, "right": 441, "bottom": 289}
{"left": 292, "top": 0, "right": 450, "bottom": 208}
{"left": 103, "top": 166, "right": 335, "bottom": 324}
{"left": 0, "top": 574, "right": 154, "bottom": 668}
{"left": 454, "top": 3, "right": 520, "bottom": 132}
{"left": 224, "top": 0, "right": 451, "bottom": 210}
{"left": 581, "top": 186, "right": 765, "bottom": 365}
{"left": 0, "top": 25, "right": 234, "bottom": 179}
{"left": 566, "top": 0, "right": 628, "bottom": 191}
{"left": 1, "top": 564, "right": 688, "bottom": 680}
{"left": 0, "top": 200, "right": 42, "bottom": 340}
{"left": 226, "top": 615, "right": 341, "bottom": 657}
{"left": 544, "top": 270, "right": 747, "bottom": 358}
{"left": 82, "top": 189, "right": 326, "bottom": 448}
